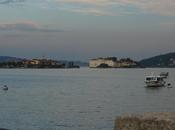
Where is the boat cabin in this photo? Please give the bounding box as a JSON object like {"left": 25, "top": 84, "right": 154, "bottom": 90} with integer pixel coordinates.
{"left": 145, "top": 76, "right": 165, "bottom": 87}
{"left": 160, "top": 72, "right": 169, "bottom": 78}
{"left": 146, "top": 76, "right": 164, "bottom": 82}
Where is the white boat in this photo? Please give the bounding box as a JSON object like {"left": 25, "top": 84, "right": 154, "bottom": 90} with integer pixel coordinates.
{"left": 145, "top": 75, "right": 166, "bottom": 87}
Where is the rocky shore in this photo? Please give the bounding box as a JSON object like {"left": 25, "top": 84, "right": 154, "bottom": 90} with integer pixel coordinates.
{"left": 114, "top": 112, "right": 175, "bottom": 130}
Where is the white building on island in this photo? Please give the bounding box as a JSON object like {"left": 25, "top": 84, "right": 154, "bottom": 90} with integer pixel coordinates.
{"left": 89, "top": 57, "right": 118, "bottom": 68}
{"left": 89, "top": 57, "right": 137, "bottom": 68}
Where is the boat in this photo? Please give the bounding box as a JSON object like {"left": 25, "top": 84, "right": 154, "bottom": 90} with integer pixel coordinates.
{"left": 2, "top": 85, "right": 8, "bottom": 91}
{"left": 159, "top": 72, "right": 169, "bottom": 78}
{"left": 145, "top": 75, "right": 166, "bottom": 87}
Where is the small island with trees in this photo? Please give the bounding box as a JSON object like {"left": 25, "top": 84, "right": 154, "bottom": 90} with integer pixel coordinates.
{"left": 0, "top": 58, "right": 79, "bottom": 69}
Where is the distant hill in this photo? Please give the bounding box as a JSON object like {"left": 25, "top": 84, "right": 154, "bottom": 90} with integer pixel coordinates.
{"left": 0, "top": 56, "right": 24, "bottom": 63}
{"left": 140, "top": 52, "right": 175, "bottom": 67}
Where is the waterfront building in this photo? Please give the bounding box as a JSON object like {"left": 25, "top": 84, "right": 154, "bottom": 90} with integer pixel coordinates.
{"left": 89, "top": 57, "right": 118, "bottom": 68}
{"left": 89, "top": 57, "right": 138, "bottom": 68}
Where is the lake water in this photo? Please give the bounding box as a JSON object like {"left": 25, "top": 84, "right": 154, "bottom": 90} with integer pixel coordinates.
{"left": 0, "top": 68, "right": 174, "bottom": 130}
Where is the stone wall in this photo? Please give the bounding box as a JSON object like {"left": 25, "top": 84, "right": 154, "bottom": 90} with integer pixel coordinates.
{"left": 114, "top": 112, "right": 175, "bottom": 130}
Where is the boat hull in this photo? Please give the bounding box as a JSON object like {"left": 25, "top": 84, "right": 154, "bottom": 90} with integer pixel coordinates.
{"left": 145, "top": 81, "right": 165, "bottom": 87}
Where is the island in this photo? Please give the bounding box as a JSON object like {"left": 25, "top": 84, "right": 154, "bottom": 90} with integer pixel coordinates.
{"left": 0, "top": 58, "right": 80, "bottom": 69}
{"left": 89, "top": 57, "right": 140, "bottom": 68}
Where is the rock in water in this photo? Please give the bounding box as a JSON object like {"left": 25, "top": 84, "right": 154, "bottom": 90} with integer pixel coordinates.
{"left": 2, "top": 85, "right": 8, "bottom": 91}
{"left": 114, "top": 112, "right": 175, "bottom": 130}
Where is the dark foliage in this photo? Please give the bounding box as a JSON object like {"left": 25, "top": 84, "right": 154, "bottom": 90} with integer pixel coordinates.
{"left": 140, "top": 52, "right": 175, "bottom": 67}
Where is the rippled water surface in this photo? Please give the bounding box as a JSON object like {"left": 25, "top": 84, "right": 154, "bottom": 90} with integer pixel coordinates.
{"left": 0, "top": 68, "right": 175, "bottom": 130}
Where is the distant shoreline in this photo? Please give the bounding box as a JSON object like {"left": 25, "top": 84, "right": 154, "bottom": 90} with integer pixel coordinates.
{"left": 0, "top": 67, "right": 175, "bottom": 69}
{"left": 0, "top": 52, "right": 175, "bottom": 68}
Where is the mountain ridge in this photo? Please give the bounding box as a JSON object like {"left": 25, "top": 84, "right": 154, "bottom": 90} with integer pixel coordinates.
{"left": 0, "top": 56, "right": 25, "bottom": 63}
{"left": 139, "top": 52, "right": 175, "bottom": 67}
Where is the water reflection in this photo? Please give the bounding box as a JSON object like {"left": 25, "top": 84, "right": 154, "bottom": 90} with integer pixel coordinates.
{"left": 144, "top": 85, "right": 165, "bottom": 94}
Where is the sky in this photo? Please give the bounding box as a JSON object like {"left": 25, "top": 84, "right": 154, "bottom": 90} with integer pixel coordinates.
{"left": 0, "top": 0, "right": 175, "bottom": 61}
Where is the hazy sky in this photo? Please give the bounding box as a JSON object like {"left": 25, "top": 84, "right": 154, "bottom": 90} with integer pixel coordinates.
{"left": 0, "top": 0, "right": 175, "bottom": 61}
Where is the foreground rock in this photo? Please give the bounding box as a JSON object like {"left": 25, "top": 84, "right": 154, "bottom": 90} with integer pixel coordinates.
{"left": 114, "top": 112, "right": 175, "bottom": 130}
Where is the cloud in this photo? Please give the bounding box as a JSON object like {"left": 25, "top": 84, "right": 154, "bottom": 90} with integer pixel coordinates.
{"left": 67, "top": 8, "right": 115, "bottom": 16}
{"left": 58, "top": 0, "right": 112, "bottom": 6}
{"left": 121, "top": 0, "right": 175, "bottom": 16}
{"left": 56, "top": 0, "right": 175, "bottom": 16}
{"left": 0, "top": 0, "right": 24, "bottom": 4}
{"left": 0, "top": 21, "right": 63, "bottom": 32}
{"left": 1, "top": 0, "right": 175, "bottom": 16}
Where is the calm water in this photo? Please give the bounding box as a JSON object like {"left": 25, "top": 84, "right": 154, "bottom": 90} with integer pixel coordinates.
{"left": 0, "top": 68, "right": 174, "bottom": 130}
